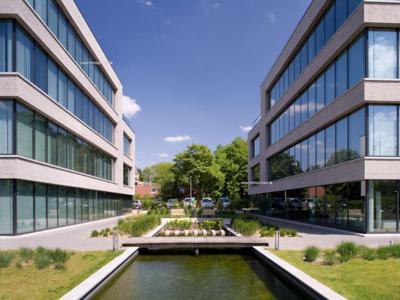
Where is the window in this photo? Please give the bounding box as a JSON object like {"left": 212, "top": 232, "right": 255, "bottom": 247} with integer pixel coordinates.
{"left": 369, "top": 105, "right": 397, "bottom": 156}
{"left": 34, "top": 114, "right": 46, "bottom": 162}
{"left": 0, "top": 21, "right": 13, "bottom": 72}
{"left": 324, "top": 4, "right": 336, "bottom": 42}
{"left": 16, "top": 27, "right": 34, "bottom": 81}
{"left": 349, "top": 108, "right": 365, "bottom": 159}
{"left": 67, "top": 188, "right": 75, "bottom": 225}
{"left": 123, "top": 134, "right": 131, "bottom": 157}
{"left": 316, "top": 130, "right": 325, "bottom": 169}
{"left": 300, "top": 92, "right": 307, "bottom": 123}
{"left": 315, "top": 19, "right": 325, "bottom": 53}
{"left": 335, "top": 52, "right": 348, "bottom": 98}
{"left": 67, "top": 79, "right": 75, "bottom": 113}
{"left": 57, "top": 128, "right": 68, "bottom": 168}
{"left": 58, "top": 13, "right": 68, "bottom": 48}
{"left": 308, "top": 32, "right": 316, "bottom": 63}
{"left": 348, "top": 35, "right": 365, "bottom": 88}
{"left": 315, "top": 74, "right": 325, "bottom": 112}
{"left": 34, "top": 46, "right": 48, "bottom": 92}
{"left": 336, "top": 118, "right": 348, "bottom": 163}
{"left": 47, "top": 122, "right": 58, "bottom": 165}
{"left": 67, "top": 25, "right": 75, "bottom": 58}
{"left": 17, "top": 181, "right": 34, "bottom": 234}
{"left": 48, "top": 58, "right": 58, "bottom": 101}
{"left": 300, "top": 43, "right": 308, "bottom": 72}
{"left": 48, "top": 185, "right": 58, "bottom": 228}
{"left": 307, "top": 83, "right": 316, "bottom": 117}
{"left": 34, "top": 0, "right": 48, "bottom": 22}
{"left": 16, "top": 104, "right": 33, "bottom": 159}
{"left": 335, "top": 0, "right": 348, "bottom": 30}
{"left": 325, "top": 64, "right": 335, "bottom": 105}
{"left": 123, "top": 165, "right": 130, "bottom": 186}
{"left": 48, "top": 0, "right": 58, "bottom": 34}
{"left": 35, "top": 183, "right": 47, "bottom": 231}
{"left": 251, "top": 164, "right": 260, "bottom": 182}
{"left": 252, "top": 135, "right": 260, "bottom": 157}
{"left": 58, "top": 187, "right": 67, "bottom": 226}
{"left": 308, "top": 135, "right": 316, "bottom": 171}
{"left": 325, "top": 124, "right": 335, "bottom": 166}
{"left": 368, "top": 30, "right": 397, "bottom": 79}
{"left": 0, "top": 101, "right": 13, "bottom": 154}
{"left": 58, "top": 70, "right": 67, "bottom": 108}
{"left": 0, "top": 180, "right": 13, "bottom": 234}
{"left": 301, "top": 140, "right": 308, "bottom": 173}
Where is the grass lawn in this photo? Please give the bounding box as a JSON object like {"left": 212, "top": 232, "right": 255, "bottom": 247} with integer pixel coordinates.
{"left": 273, "top": 250, "right": 400, "bottom": 300}
{"left": 0, "top": 250, "right": 121, "bottom": 300}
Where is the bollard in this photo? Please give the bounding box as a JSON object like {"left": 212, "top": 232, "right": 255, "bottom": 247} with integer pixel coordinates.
{"left": 274, "top": 230, "right": 280, "bottom": 251}
{"left": 112, "top": 229, "right": 119, "bottom": 251}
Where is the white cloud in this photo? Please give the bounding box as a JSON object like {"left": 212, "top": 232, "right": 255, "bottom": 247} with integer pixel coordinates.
{"left": 267, "top": 12, "right": 277, "bottom": 23}
{"left": 158, "top": 153, "right": 169, "bottom": 158}
{"left": 212, "top": 2, "right": 222, "bottom": 8}
{"left": 122, "top": 95, "right": 141, "bottom": 118}
{"left": 164, "top": 135, "right": 191, "bottom": 142}
{"left": 240, "top": 126, "right": 252, "bottom": 133}
{"left": 138, "top": 0, "right": 153, "bottom": 6}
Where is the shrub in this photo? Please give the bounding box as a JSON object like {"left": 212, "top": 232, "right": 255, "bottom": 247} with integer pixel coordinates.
{"left": 232, "top": 219, "right": 260, "bottom": 236}
{"left": 336, "top": 242, "right": 358, "bottom": 262}
{"left": 15, "top": 259, "right": 23, "bottom": 269}
{"left": 304, "top": 246, "right": 320, "bottom": 262}
{"left": 201, "top": 220, "right": 222, "bottom": 231}
{"left": 359, "top": 246, "right": 376, "bottom": 261}
{"left": 118, "top": 215, "right": 161, "bottom": 237}
{"left": 377, "top": 245, "right": 394, "bottom": 260}
{"left": 34, "top": 253, "right": 51, "bottom": 270}
{"left": 49, "top": 248, "right": 69, "bottom": 269}
{"left": 279, "top": 228, "right": 286, "bottom": 237}
{"left": 91, "top": 230, "right": 99, "bottom": 237}
{"left": 0, "top": 252, "right": 13, "bottom": 269}
{"left": 260, "top": 227, "right": 275, "bottom": 237}
{"left": 287, "top": 229, "right": 297, "bottom": 237}
{"left": 19, "top": 247, "right": 34, "bottom": 262}
{"left": 389, "top": 244, "right": 400, "bottom": 258}
{"left": 166, "top": 219, "right": 192, "bottom": 230}
{"left": 323, "top": 250, "right": 337, "bottom": 265}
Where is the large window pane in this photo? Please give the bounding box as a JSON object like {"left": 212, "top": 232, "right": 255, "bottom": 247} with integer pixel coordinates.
{"left": 348, "top": 181, "right": 364, "bottom": 232}
{"left": 34, "top": 46, "right": 48, "bottom": 92}
{"left": 368, "top": 105, "right": 397, "bottom": 156}
{"left": 307, "top": 83, "right": 316, "bottom": 117}
{"left": 368, "top": 180, "right": 397, "bottom": 233}
{"left": 75, "top": 189, "right": 82, "bottom": 223}
{"left": 349, "top": 108, "right": 365, "bottom": 159}
{"left": 47, "top": 0, "right": 58, "bottom": 34}
{"left": 348, "top": 34, "right": 365, "bottom": 88}
{"left": 324, "top": 5, "right": 336, "bottom": 42}
{"left": 67, "top": 79, "right": 75, "bottom": 113}
{"left": 300, "top": 92, "right": 307, "bottom": 123}
{"left": 308, "top": 135, "right": 316, "bottom": 171}
{"left": 17, "top": 181, "right": 34, "bottom": 234}
{"left": 47, "top": 122, "right": 58, "bottom": 165}
{"left": 34, "top": 114, "right": 46, "bottom": 162}
{"left": 16, "top": 103, "right": 33, "bottom": 159}
{"left": 58, "top": 70, "right": 67, "bottom": 107}
{"left": 316, "top": 74, "right": 325, "bottom": 111}
{"left": 0, "top": 100, "right": 13, "bottom": 154}
{"left": 48, "top": 185, "right": 58, "bottom": 228}
{"left": 57, "top": 128, "right": 68, "bottom": 168}
{"left": 335, "top": 52, "right": 348, "bottom": 98}
{"left": 0, "top": 180, "right": 13, "bottom": 234}
{"left": 325, "top": 124, "right": 335, "bottom": 166}
{"left": 335, "top": 183, "right": 348, "bottom": 228}
{"left": 67, "top": 25, "right": 76, "bottom": 58}
{"left": 34, "top": 0, "right": 48, "bottom": 21}
{"left": 308, "top": 32, "right": 316, "bottom": 63}
{"left": 316, "top": 130, "right": 325, "bottom": 169}
{"left": 58, "top": 187, "right": 67, "bottom": 226}
{"left": 315, "top": 19, "right": 325, "bottom": 53}
{"left": 35, "top": 183, "right": 47, "bottom": 231}
{"left": 368, "top": 30, "right": 397, "bottom": 79}
{"left": 16, "top": 27, "right": 34, "bottom": 81}
{"left": 301, "top": 140, "right": 308, "bottom": 173}
{"left": 58, "top": 13, "right": 68, "bottom": 48}
{"left": 325, "top": 64, "right": 335, "bottom": 105}
{"left": 67, "top": 188, "right": 75, "bottom": 224}
{"left": 48, "top": 58, "right": 58, "bottom": 101}
{"left": 336, "top": 118, "right": 348, "bottom": 163}
{"left": 0, "top": 21, "right": 13, "bottom": 72}
{"left": 335, "top": 0, "right": 348, "bottom": 30}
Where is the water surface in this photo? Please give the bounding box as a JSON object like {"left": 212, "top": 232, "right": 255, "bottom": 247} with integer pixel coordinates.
{"left": 92, "top": 252, "right": 305, "bottom": 300}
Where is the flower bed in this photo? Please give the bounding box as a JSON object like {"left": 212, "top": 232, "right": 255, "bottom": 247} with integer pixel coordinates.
{"left": 157, "top": 219, "right": 226, "bottom": 237}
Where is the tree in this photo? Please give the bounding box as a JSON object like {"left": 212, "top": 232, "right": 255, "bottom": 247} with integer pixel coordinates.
{"left": 141, "top": 162, "right": 177, "bottom": 200}
{"left": 172, "top": 144, "right": 224, "bottom": 200}
{"left": 214, "top": 137, "right": 248, "bottom": 199}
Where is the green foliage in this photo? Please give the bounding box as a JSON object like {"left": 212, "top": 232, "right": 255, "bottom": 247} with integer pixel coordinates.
{"left": 142, "top": 162, "right": 176, "bottom": 200}
{"left": 91, "top": 230, "right": 99, "bottom": 237}
{"left": 200, "top": 220, "right": 222, "bottom": 230}
{"left": 148, "top": 207, "right": 170, "bottom": 217}
{"left": 141, "top": 198, "right": 154, "bottom": 210}
{"left": 15, "top": 259, "right": 23, "bottom": 269}
{"left": 214, "top": 137, "right": 248, "bottom": 198}
{"left": 172, "top": 144, "right": 224, "bottom": 200}
{"left": 304, "top": 246, "right": 320, "bottom": 262}
{"left": 279, "top": 228, "right": 286, "bottom": 237}
{"left": 48, "top": 249, "right": 69, "bottom": 269}
{"left": 232, "top": 219, "right": 260, "bottom": 236}
{"left": 118, "top": 215, "right": 161, "bottom": 237}
{"left": 19, "top": 248, "right": 34, "bottom": 262}
{"left": 260, "top": 227, "right": 276, "bottom": 237}
{"left": 0, "top": 251, "right": 14, "bottom": 269}
{"left": 34, "top": 252, "right": 51, "bottom": 270}
{"left": 166, "top": 219, "right": 192, "bottom": 230}
{"left": 358, "top": 246, "right": 376, "bottom": 261}
{"left": 377, "top": 245, "right": 396, "bottom": 260}
{"left": 336, "top": 242, "right": 358, "bottom": 262}
{"left": 322, "top": 250, "right": 337, "bottom": 265}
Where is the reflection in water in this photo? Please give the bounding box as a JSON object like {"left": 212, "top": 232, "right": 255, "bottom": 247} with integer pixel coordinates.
{"left": 91, "top": 252, "right": 306, "bottom": 300}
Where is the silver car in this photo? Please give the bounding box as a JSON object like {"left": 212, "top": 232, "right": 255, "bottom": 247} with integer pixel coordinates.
{"left": 201, "top": 198, "right": 214, "bottom": 209}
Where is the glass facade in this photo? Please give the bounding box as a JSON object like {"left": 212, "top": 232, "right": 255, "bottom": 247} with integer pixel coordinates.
{"left": 26, "top": 0, "right": 114, "bottom": 105}
{"left": 270, "top": 34, "right": 365, "bottom": 144}
{"left": 251, "top": 135, "right": 260, "bottom": 157}
{"left": 251, "top": 164, "right": 260, "bottom": 182}
{"left": 269, "top": 108, "right": 365, "bottom": 181}
{"left": 123, "top": 165, "right": 130, "bottom": 186}
{"left": 0, "top": 20, "right": 113, "bottom": 142}
{"left": 0, "top": 100, "right": 113, "bottom": 181}
{"left": 268, "top": 0, "right": 362, "bottom": 108}
{"left": 0, "top": 179, "right": 131, "bottom": 235}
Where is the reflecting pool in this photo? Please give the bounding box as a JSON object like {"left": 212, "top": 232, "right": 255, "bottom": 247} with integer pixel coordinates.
{"left": 92, "top": 252, "right": 306, "bottom": 300}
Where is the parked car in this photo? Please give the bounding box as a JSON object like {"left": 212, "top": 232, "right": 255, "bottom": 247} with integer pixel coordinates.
{"left": 183, "top": 197, "right": 196, "bottom": 207}
{"left": 219, "top": 197, "right": 230, "bottom": 209}
{"left": 132, "top": 200, "right": 142, "bottom": 209}
{"left": 287, "top": 198, "right": 307, "bottom": 210}
{"left": 167, "top": 198, "right": 178, "bottom": 209}
{"left": 201, "top": 198, "right": 214, "bottom": 209}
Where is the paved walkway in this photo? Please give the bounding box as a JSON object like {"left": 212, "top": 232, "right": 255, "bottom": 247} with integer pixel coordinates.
{"left": 254, "top": 215, "right": 400, "bottom": 250}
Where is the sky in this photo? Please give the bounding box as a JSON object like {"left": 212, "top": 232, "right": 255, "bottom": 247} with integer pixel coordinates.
{"left": 75, "top": 0, "right": 311, "bottom": 169}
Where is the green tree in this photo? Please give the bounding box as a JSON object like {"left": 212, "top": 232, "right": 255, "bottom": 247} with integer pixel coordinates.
{"left": 142, "top": 162, "right": 177, "bottom": 200}
{"left": 172, "top": 144, "right": 224, "bottom": 200}
{"left": 214, "top": 137, "right": 248, "bottom": 199}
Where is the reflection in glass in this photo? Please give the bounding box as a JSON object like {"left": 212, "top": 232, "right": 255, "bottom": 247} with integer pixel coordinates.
{"left": 368, "top": 30, "right": 397, "bottom": 79}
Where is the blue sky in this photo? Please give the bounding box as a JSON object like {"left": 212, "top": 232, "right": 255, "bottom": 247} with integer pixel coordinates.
{"left": 76, "top": 0, "right": 311, "bottom": 168}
